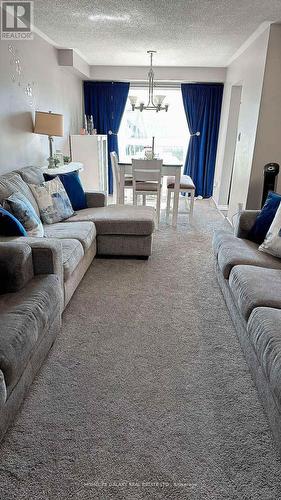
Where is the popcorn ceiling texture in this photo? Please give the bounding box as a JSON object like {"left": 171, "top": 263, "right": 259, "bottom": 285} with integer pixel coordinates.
{"left": 34, "top": 0, "right": 281, "bottom": 66}
{"left": 0, "top": 200, "right": 281, "bottom": 499}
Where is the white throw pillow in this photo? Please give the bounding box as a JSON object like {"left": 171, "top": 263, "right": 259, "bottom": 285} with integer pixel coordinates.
{"left": 259, "top": 202, "right": 281, "bottom": 257}
{"left": 29, "top": 177, "right": 74, "bottom": 224}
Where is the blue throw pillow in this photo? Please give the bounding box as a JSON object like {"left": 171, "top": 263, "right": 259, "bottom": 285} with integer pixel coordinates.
{"left": 248, "top": 191, "right": 281, "bottom": 244}
{"left": 0, "top": 206, "right": 27, "bottom": 236}
{"left": 4, "top": 192, "right": 44, "bottom": 237}
{"left": 44, "top": 171, "right": 87, "bottom": 211}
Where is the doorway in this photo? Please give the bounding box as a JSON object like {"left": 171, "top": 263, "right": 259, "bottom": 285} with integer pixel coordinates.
{"left": 219, "top": 85, "right": 242, "bottom": 208}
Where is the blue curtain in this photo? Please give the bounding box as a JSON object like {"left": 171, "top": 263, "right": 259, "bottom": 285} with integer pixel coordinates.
{"left": 181, "top": 83, "right": 223, "bottom": 197}
{"left": 84, "top": 81, "right": 130, "bottom": 194}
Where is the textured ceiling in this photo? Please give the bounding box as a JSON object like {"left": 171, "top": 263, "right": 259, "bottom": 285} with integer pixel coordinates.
{"left": 34, "top": 0, "right": 281, "bottom": 66}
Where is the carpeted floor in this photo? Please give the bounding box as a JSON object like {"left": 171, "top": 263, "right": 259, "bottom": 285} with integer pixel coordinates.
{"left": 0, "top": 200, "right": 281, "bottom": 500}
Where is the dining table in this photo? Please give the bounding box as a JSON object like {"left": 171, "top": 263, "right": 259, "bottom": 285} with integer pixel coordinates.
{"left": 118, "top": 161, "right": 183, "bottom": 227}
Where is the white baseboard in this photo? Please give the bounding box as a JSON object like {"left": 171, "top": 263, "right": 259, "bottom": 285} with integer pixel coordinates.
{"left": 212, "top": 197, "right": 229, "bottom": 212}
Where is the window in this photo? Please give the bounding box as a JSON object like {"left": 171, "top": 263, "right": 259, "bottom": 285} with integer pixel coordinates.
{"left": 118, "top": 87, "right": 189, "bottom": 165}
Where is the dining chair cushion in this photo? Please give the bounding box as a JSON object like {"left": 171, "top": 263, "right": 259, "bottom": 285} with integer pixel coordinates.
{"left": 135, "top": 182, "right": 160, "bottom": 192}
{"left": 167, "top": 175, "right": 195, "bottom": 190}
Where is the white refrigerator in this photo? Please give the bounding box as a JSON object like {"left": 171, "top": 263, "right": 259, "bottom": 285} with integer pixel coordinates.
{"left": 70, "top": 135, "right": 108, "bottom": 193}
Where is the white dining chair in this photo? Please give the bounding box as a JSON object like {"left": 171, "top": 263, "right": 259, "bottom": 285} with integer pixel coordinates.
{"left": 132, "top": 159, "right": 163, "bottom": 226}
{"left": 110, "top": 151, "right": 133, "bottom": 204}
{"left": 166, "top": 174, "right": 195, "bottom": 222}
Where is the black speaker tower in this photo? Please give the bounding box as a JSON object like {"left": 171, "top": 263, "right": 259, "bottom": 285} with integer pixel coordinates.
{"left": 262, "top": 163, "right": 279, "bottom": 206}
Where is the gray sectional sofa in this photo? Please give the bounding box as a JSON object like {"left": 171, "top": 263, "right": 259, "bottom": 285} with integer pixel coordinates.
{"left": 0, "top": 242, "right": 62, "bottom": 440}
{"left": 0, "top": 165, "right": 156, "bottom": 441}
{"left": 213, "top": 210, "right": 281, "bottom": 451}
{"left": 0, "top": 166, "right": 156, "bottom": 307}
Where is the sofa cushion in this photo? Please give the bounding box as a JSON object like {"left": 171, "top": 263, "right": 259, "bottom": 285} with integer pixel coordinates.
{"left": 0, "top": 274, "right": 61, "bottom": 394}
{"left": 60, "top": 239, "right": 84, "bottom": 281}
{"left": 229, "top": 265, "right": 281, "bottom": 320}
{"left": 248, "top": 307, "right": 281, "bottom": 412}
{"left": 43, "top": 221, "right": 96, "bottom": 252}
{"left": 0, "top": 172, "right": 40, "bottom": 217}
{"left": 66, "top": 205, "right": 156, "bottom": 236}
{"left": 16, "top": 166, "right": 45, "bottom": 186}
{"left": 213, "top": 229, "right": 234, "bottom": 257}
{"left": 217, "top": 235, "right": 281, "bottom": 279}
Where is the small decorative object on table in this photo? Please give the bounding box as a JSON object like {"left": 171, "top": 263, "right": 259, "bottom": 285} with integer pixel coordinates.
{"left": 63, "top": 156, "right": 70, "bottom": 165}
{"left": 83, "top": 114, "right": 95, "bottom": 135}
{"left": 55, "top": 151, "right": 64, "bottom": 166}
{"left": 144, "top": 136, "right": 156, "bottom": 160}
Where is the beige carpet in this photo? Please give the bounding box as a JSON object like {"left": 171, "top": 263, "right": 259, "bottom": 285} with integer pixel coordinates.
{"left": 0, "top": 200, "right": 281, "bottom": 500}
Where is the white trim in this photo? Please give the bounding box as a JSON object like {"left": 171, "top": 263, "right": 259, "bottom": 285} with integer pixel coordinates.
{"left": 227, "top": 22, "right": 270, "bottom": 66}
{"left": 212, "top": 197, "right": 228, "bottom": 212}
{"left": 32, "top": 25, "right": 90, "bottom": 66}
{"left": 32, "top": 25, "right": 59, "bottom": 48}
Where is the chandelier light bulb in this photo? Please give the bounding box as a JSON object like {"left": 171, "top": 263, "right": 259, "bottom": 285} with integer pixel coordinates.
{"left": 129, "top": 96, "right": 138, "bottom": 106}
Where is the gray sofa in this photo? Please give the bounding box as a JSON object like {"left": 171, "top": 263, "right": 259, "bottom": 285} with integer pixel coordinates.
{"left": 213, "top": 210, "right": 281, "bottom": 452}
{"left": 0, "top": 242, "right": 62, "bottom": 441}
{"left": 0, "top": 166, "right": 156, "bottom": 307}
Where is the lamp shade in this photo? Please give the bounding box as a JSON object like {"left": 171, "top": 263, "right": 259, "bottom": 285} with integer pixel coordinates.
{"left": 34, "top": 111, "right": 64, "bottom": 137}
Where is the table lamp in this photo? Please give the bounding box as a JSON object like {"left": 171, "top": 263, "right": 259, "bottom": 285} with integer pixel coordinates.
{"left": 34, "top": 111, "right": 64, "bottom": 168}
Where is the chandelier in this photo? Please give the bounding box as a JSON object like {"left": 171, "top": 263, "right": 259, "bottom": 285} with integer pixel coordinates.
{"left": 129, "top": 51, "right": 168, "bottom": 112}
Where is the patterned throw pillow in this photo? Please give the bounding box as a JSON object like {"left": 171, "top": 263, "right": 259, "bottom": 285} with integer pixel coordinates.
{"left": 44, "top": 171, "right": 87, "bottom": 211}
{"left": 3, "top": 192, "right": 44, "bottom": 237}
{"left": 29, "top": 177, "right": 74, "bottom": 224}
{"left": 259, "top": 203, "right": 281, "bottom": 258}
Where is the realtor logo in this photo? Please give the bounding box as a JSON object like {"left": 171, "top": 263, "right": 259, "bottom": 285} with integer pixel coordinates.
{"left": 1, "top": 1, "right": 33, "bottom": 39}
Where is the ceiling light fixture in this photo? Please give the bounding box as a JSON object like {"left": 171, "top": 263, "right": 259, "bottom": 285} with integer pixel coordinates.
{"left": 129, "top": 51, "right": 168, "bottom": 113}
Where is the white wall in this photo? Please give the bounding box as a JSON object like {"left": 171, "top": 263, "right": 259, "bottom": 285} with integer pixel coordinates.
{"left": 247, "top": 24, "right": 281, "bottom": 208}
{"left": 0, "top": 34, "right": 83, "bottom": 174}
{"left": 213, "top": 26, "right": 270, "bottom": 218}
{"left": 213, "top": 85, "right": 242, "bottom": 208}
{"left": 89, "top": 65, "right": 226, "bottom": 83}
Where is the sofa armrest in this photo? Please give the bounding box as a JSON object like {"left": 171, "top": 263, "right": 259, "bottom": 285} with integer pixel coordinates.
{"left": 0, "top": 242, "right": 33, "bottom": 293}
{"left": 234, "top": 210, "right": 261, "bottom": 239}
{"left": 85, "top": 191, "right": 106, "bottom": 208}
{"left": 27, "top": 239, "right": 64, "bottom": 284}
